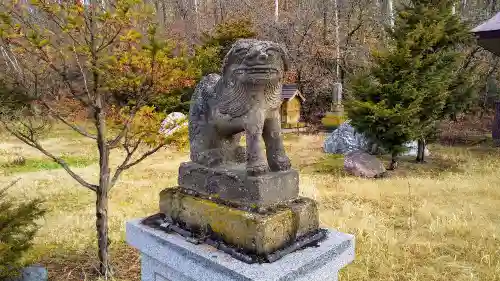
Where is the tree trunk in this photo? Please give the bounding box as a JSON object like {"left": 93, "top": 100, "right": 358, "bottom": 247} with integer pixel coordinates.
{"left": 333, "top": 0, "right": 340, "bottom": 81}
{"left": 194, "top": 0, "right": 199, "bottom": 33}
{"left": 380, "top": 0, "right": 394, "bottom": 28}
{"left": 161, "top": 0, "right": 167, "bottom": 28}
{"left": 493, "top": 101, "right": 500, "bottom": 147}
{"left": 219, "top": 0, "right": 224, "bottom": 23}
{"left": 96, "top": 180, "right": 110, "bottom": 278}
{"left": 90, "top": 1, "right": 111, "bottom": 276}
{"left": 416, "top": 139, "right": 425, "bottom": 163}
{"left": 322, "top": 0, "right": 328, "bottom": 44}
{"left": 213, "top": 0, "right": 219, "bottom": 25}
{"left": 461, "top": 0, "right": 467, "bottom": 12}
{"left": 275, "top": 0, "right": 279, "bottom": 22}
{"left": 94, "top": 91, "right": 111, "bottom": 278}
{"left": 386, "top": 0, "right": 394, "bottom": 27}
{"left": 95, "top": 108, "right": 111, "bottom": 277}
{"left": 389, "top": 152, "right": 398, "bottom": 170}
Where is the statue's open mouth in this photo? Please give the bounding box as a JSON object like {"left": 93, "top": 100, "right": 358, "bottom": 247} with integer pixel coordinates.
{"left": 235, "top": 67, "right": 279, "bottom": 75}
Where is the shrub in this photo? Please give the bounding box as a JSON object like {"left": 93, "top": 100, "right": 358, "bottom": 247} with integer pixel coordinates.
{"left": 0, "top": 181, "right": 46, "bottom": 280}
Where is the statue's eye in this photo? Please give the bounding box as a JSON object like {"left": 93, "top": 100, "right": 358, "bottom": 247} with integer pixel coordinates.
{"left": 266, "top": 48, "right": 280, "bottom": 56}
{"left": 234, "top": 48, "right": 249, "bottom": 56}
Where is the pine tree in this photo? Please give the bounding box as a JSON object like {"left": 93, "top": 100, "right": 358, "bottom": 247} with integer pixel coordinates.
{"left": 201, "top": 18, "right": 257, "bottom": 68}
{"left": 401, "top": 0, "right": 471, "bottom": 163}
{"left": 346, "top": 0, "right": 470, "bottom": 168}
{"left": 154, "top": 19, "right": 257, "bottom": 114}
{"left": 0, "top": 181, "right": 46, "bottom": 280}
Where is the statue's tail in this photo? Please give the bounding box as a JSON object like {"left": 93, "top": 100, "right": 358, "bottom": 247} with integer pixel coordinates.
{"left": 188, "top": 74, "right": 221, "bottom": 162}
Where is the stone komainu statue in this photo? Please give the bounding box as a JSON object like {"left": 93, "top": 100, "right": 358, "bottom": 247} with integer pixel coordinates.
{"left": 189, "top": 39, "right": 291, "bottom": 175}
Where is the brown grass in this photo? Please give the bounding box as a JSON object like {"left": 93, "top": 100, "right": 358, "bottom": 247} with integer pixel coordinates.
{"left": 1, "top": 130, "right": 499, "bottom": 281}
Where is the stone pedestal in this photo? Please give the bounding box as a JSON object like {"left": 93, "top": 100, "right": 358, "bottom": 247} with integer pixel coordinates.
{"left": 321, "top": 82, "right": 345, "bottom": 130}
{"left": 178, "top": 162, "right": 299, "bottom": 208}
{"left": 159, "top": 188, "right": 319, "bottom": 256}
{"left": 126, "top": 219, "right": 355, "bottom": 281}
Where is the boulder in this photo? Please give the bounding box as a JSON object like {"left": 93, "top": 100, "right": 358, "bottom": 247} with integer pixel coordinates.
{"left": 323, "top": 121, "right": 380, "bottom": 154}
{"left": 344, "top": 151, "right": 386, "bottom": 178}
{"left": 159, "top": 112, "right": 188, "bottom": 137}
{"left": 9, "top": 265, "right": 48, "bottom": 281}
{"left": 324, "top": 121, "right": 430, "bottom": 156}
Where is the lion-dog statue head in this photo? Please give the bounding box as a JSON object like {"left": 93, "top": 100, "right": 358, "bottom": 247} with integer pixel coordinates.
{"left": 216, "top": 39, "right": 291, "bottom": 117}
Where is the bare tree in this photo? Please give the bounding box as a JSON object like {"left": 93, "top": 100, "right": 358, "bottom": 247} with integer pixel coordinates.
{"left": 0, "top": 0, "right": 191, "bottom": 278}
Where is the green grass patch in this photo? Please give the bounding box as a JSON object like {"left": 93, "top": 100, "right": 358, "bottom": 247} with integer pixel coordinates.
{"left": 302, "top": 154, "right": 346, "bottom": 176}
{"left": 1, "top": 156, "right": 96, "bottom": 175}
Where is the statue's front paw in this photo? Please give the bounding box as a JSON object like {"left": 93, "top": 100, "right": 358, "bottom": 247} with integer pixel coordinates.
{"left": 269, "top": 154, "right": 291, "bottom": 172}
{"left": 246, "top": 162, "right": 269, "bottom": 176}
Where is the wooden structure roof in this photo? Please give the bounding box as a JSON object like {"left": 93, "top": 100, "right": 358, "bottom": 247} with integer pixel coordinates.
{"left": 472, "top": 12, "right": 500, "bottom": 56}
{"left": 281, "top": 84, "right": 305, "bottom": 102}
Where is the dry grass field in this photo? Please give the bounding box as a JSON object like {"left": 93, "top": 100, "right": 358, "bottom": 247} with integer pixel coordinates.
{"left": 1, "top": 128, "right": 499, "bottom": 281}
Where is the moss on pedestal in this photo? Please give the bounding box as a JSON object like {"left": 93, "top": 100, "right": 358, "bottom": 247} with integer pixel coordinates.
{"left": 159, "top": 188, "right": 319, "bottom": 255}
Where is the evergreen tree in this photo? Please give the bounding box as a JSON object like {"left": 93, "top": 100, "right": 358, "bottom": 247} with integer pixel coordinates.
{"left": 346, "top": 0, "right": 470, "bottom": 168}
{"left": 0, "top": 181, "right": 46, "bottom": 280}
{"left": 200, "top": 18, "right": 257, "bottom": 73}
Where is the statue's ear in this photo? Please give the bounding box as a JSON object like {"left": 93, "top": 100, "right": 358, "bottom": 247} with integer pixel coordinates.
{"left": 279, "top": 44, "right": 291, "bottom": 72}
{"left": 221, "top": 39, "right": 248, "bottom": 75}
{"left": 221, "top": 47, "right": 235, "bottom": 75}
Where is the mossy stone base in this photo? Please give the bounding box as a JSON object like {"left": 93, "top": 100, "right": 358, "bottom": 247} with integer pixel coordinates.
{"left": 159, "top": 187, "right": 319, "bottom": 255}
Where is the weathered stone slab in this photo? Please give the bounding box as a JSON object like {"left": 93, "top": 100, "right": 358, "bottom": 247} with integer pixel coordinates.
{"left": 178, "top": 162, "right": 299, "bottom": 208}
{"left": 126, "top": 218, "right": 355, "bottom": 281}
{"left": 159, "top": 188, "right": 318, "bottom": 255}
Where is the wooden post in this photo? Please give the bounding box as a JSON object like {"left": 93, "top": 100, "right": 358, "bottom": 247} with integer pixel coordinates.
{"left": 493, "top": 101, "right": 500, "bottom": 146}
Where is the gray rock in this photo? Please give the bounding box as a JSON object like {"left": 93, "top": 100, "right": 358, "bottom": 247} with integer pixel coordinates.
{"left": 159, "top": 112, "right": 188, "bottom": 137}
{"left": 344, "top": 151, "right": 386, "bottom": 178}
{"left": 323, "top": 121, "right": 375, "bottom": 154}
{"left": 324, "top": 121, "right": 430, "bottom": 156}
{"left": 9, "top": 265, "right": 48, "bottom": 281}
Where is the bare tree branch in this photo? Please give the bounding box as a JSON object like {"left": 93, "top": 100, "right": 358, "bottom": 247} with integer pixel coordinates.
{"left": 107, "top": 109, "right": 139, "bottom": 149}
{"left": 35, "top": 0, "right": 83, "bottom": 46}
{"left": 121, "top": 143, "right": 166, "bottom": 170}
{"left": 42, "top": 101, "right": 97, "bottom": 140}
{"left": 109, "top": 140, "right": 141, "bottom": 189}
{"left": 1, "top": 178, "right": 21, "bottom": 193}
{"left": 96, "top": 27, "right": 123, "bottom": 53}
{"left": 72, "top": 43, "right": 93, "bottom": 103}
{"left": 1, "top": 122, "right": 98, "bottom": 192}
{"left": 0, "top": 11, "right": 93, "bottom": 108}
